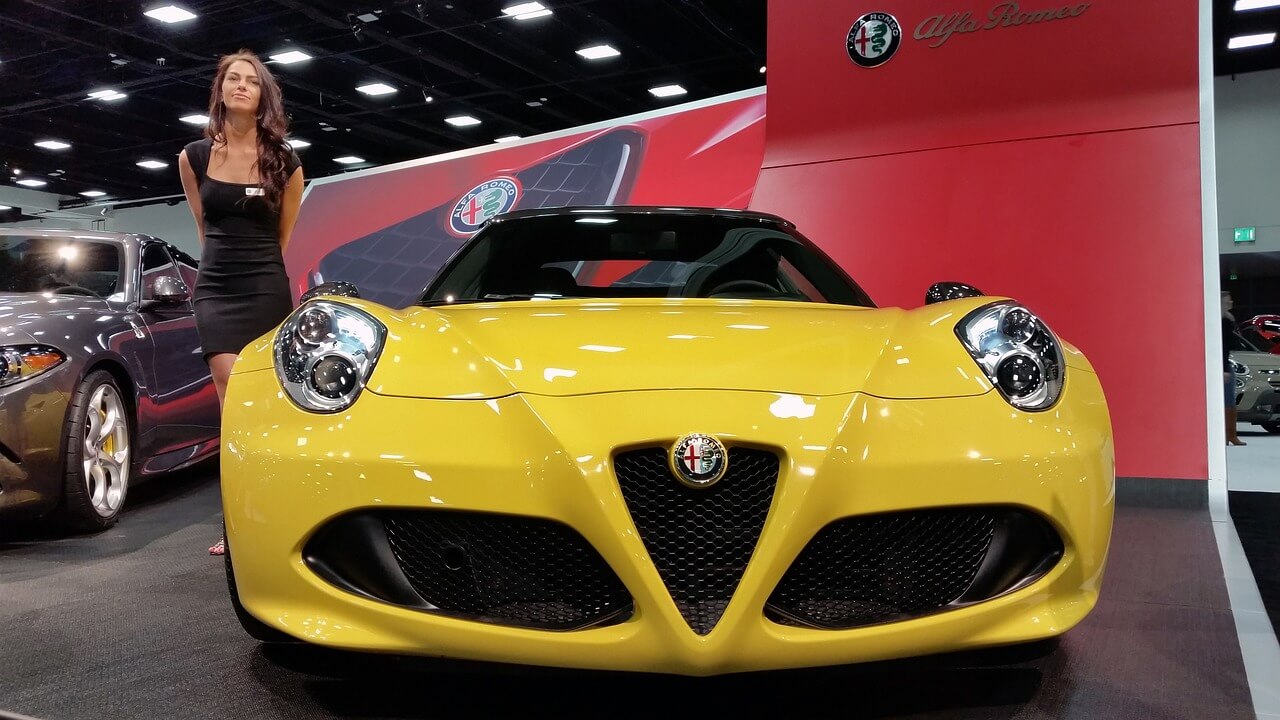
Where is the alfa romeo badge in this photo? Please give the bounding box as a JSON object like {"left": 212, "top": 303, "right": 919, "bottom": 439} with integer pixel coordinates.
{"left": 670, "top": 434, "right": 728, "bottom": 489}
{"left": 847, "top": 12, "right": 902, "bottom": 68}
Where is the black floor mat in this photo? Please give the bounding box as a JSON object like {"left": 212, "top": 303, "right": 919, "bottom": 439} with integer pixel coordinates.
{"left": 1229, "top": 490, "right": 1280, "bottom": 632}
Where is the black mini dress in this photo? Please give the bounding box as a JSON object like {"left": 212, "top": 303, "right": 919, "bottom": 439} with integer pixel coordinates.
{"left": 184, "top": 138, "right": 300, "bottom": 359}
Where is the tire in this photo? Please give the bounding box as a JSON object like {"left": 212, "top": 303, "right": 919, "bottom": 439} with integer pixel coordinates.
{"left": 1261, "top": 422, "right": 1280, "bottom": 434}
{"left": 223, "top": 525, "right": 299, "bottom": 643}
{"left": 56, "top": 370, "right": 133, "bottom": 533}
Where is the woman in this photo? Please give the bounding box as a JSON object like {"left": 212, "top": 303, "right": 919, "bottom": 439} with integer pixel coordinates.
{"left": 177, "top": 49, "right": 305, "bottom": 554}
{"left": 1223, "top": 291, "right": 1246, "bottom": 447}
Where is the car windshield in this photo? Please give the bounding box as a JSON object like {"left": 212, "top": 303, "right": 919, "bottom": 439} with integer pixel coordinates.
{"left": 420, "top": 212, "right": 873, "bottom": 307}
{"left": 0, "top": 235, "right": 122, "bottom": 297}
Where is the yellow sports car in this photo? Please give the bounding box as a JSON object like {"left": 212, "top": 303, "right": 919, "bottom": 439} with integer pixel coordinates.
{"left": 221, "top": 206, "right": 1113, "bottom": 676}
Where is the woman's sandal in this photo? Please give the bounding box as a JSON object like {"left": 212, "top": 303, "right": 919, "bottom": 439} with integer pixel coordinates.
{"left": 209, "top": 537, "right": 226, "bottom": 556}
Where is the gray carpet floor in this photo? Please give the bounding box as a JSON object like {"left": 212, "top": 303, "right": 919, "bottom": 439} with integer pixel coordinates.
{"left": 0, "top": 462, "right": 1257, "bottom": 719}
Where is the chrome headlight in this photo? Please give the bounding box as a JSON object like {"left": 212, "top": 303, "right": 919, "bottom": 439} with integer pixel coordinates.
{"left": 274, "top": 301, "right": 386, "bottom": 413}
{"left": 0, "top": 345, "right": 67, "bottom": 388}
{"left": 956, "top": 303, "right": 1065, "bottom": 411}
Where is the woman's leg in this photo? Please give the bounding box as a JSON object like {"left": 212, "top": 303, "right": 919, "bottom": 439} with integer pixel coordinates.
{"left": 208, "top": 352, "right": 237, "bottom": 554}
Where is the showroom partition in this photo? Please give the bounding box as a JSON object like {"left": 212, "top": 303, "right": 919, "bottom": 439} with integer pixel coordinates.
{"left": 750, "top": 0, "right": 1210, "bottom": 488}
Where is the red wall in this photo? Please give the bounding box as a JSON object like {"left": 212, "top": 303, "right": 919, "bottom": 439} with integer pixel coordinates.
{"left": 751, "top": 1, "right": 1205, "bottom": 480}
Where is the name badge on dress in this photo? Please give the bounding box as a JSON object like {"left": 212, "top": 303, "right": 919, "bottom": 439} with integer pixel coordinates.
{"left": 245, "top": 187, "right": 264, "bottom": 196}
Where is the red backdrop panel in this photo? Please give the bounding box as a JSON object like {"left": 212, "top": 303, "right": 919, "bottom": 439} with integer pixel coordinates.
{"left": 754, "top": 0, "right": 1205, "bottom": 480}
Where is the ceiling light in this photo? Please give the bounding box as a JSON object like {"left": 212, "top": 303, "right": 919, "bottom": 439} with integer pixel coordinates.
{"left": 35, "top": 140, "right": 71, "bottom": 150}
{"left": 16, "top": 179, "right": 47, "bottom": 187}
{"left": 494, "top": 135, "right": 521, "bottom": 143}
{"left": 80, "top": 191, "right": 107, "bottom": 198}
{"left": 0, "top": 205, "right": 11, "bottom": 211}
{"left": 1228, "top": 32, "right": 1277, "bottom": 49}
{"left": 649, "top": 84, "right": 687, "bottom": 98}
{"left": 179, "top": 114, "right": 208, "bottom": 125}
{"left": 87, "top": 89, "right": 127, "bottom": 101}
{"left": 355, "top": 12, "right": 380, "bottom": 22}
{"left": 143, "top": 4, "right": 197, "bottom": 23}
{"left": 136, "top": 160, "right": 168, "bottom": 169}
{"left": 269, "top": 50, "right": 312, "bottom": 64}
{"left": 333, "top": 156, "right": 365, "bottom": 165}
{"left": 759, "top": 65, "right": 766, "bottom": 73}
{"left": 1235, "top": 0, "right": 1280, "bottom": 10}
{"left": 356, "top": 82, "right": 397, "bottom": 96}
{"left": 287, "top": 138, "right": 311, "bottom": 149}
{"left": 445, "top": 115, "right": 482, "bottom": 127}
{"left": 503, "top": 2, "right": 552, "bottom": 20}
{"left": 577, "top": 44, "right": 620, "bottom": 60}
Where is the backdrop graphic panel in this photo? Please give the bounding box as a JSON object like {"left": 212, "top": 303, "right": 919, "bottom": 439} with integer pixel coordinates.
{"left": 285, "top": 91, "right": 766, "bottom": 308}
{"left": 752, "top": 0, "right": 1205, "bottom": 480}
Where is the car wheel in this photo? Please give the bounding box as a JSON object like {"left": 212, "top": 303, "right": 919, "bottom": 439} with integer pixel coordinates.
{"left": 57, "top": 369, "right": 133, "bottom": 533}
{"left": 223, "top": 525, "right": 299, "bottom": 644}
{"left": 1261, "top": 422, "right": 1280, "bottom": 434}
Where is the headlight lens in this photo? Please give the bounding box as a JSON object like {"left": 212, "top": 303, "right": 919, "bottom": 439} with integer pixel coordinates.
{"left": 0, "top": 345, "right": 67, "bottom": 388}
{"left": 956, "top": 303, "right": 1065, "bottom": 411}
{"left": 274, "top": 301, "right": 385, "bottom": 413}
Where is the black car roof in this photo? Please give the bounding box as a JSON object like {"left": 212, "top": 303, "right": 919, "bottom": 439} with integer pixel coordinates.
{"left": 491, "top": 205, "right": 796, "bottom": 228}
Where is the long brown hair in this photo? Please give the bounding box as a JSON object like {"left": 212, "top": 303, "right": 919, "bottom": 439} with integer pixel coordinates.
{"left": 204, "top": 49, "right": 292, "bottom": 212}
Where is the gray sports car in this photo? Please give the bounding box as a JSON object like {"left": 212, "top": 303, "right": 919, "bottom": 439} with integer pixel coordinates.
{"left": 0, "top": 228, "right": 220, "bottom": 532}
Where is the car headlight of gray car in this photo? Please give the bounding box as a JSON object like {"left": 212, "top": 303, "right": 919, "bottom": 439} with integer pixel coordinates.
{"left": 274, "top": 301, "right": 386, "bottom": 413}
{"left": 0, "top": 345, "right": 67, "bottom": 389}
{"left": 956, "top": 303, "right": 1065, "bottom": 411}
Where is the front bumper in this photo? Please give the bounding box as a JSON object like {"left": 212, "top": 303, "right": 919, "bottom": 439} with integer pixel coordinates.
{"left": 0, "top": 367, "right": 73, "bottom": 518}
{"left": 1238, "top": 378, "right": 1280, "bottom": 422}
{"left": 221, "top": 369, "right": 1114, "bottom": 675}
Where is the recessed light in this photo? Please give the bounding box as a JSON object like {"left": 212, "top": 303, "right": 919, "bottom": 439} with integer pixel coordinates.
{"left": 1228, "top": 32, "right": 1277, "bottom": 49}
{"left": 16, "top": 179, "right": 48, "bottom": 187}
{"left": 356, "top": 82, "right": 397, "bottom": 96}
{"left": 80, "top": 191, "right": 107, "bottom": 198}
{"left": 494, "top": 135, "right": 521, "bottom": 143}
{"left": 143, "top": 4, "right": 197, "bottom": 23}
{"left": 179, "top": 114, "right": 209, "bottom": 125}
{"left": 270, "top": 50, "right": 313, "bottom": 64}
{"left": 333, "top": 156, "right": 365, "bottom": 165}
{"left": 1235, "top": 0, "right": 1280, "bottom": 10}
{"left": 136, "top": 160, "right": 168, "bottom": 169}
{"left": 649, "top": 84, "right": 687, "bottom": 98}
{"left": 446, "top": 115, "right": 482, "bottom": 127}
{"left": 502, "top": 2, "right": 552, "bottom": 20}
{"left": 577, "top": 44, "right": 620, "bottom": 60}
{"left": 759, "top": 65, "right": 766, "bottom": 73}
{"left": 87, "top": 89, "right": 127, "bottom": 101}
{"left": 287, "top": 138, "right": 311, "bottom": 149}
{"left": 355, "top": 12, "right": 380, "bottom": 22}
{"left": 35, "top": 140, "right": 71, "bottom": 150}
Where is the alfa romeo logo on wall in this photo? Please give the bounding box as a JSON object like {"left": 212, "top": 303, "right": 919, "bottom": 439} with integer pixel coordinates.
{"left": 449, "top": 177, "right": 520, "bottom": 236}
{"left": 847, "top": 12, "right": 902, "bottom": 68}
{"left": 669, "top": 433, "right": 729, "bottom": 489}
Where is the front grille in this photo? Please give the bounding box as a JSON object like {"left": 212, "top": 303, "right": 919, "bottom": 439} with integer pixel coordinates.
{"left": 614, "top": 447, "right": 779, "bottom": 635}
{"left": 380, "top": 510, "right": 632, "bottom": 630}
{"left": 767, "top": 507, "right": 1061, "bottom": 630}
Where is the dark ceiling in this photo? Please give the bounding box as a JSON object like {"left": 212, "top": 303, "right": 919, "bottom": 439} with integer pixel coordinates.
{"left": 0, "top": 0, "right": 766, "bottom": 207}
{"left": 0, "top": 1, "right": 1276, "bottom": 211}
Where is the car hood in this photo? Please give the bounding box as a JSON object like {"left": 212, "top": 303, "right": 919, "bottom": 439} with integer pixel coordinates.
{"left": 1234, "top": 350, "right": 1280, "bottom": 370}
{"left": 238, "top": 296, "right": 1092, "bottom": 400}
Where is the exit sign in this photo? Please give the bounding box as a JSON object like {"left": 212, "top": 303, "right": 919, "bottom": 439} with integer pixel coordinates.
{"left": 1234, "top": 227, "right": 1256, "bottom": 243}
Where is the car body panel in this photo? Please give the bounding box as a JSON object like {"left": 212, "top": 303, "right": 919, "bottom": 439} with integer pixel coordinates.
{"left": 1233, "top": 349, "right": 1280, "bottom": 425}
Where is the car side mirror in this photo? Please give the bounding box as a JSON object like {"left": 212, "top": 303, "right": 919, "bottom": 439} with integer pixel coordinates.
{"left": 140, "top": 276, "right": 190, "bottom": 310}
{"left": 301, "top": 281, "right": 361, "bottom": 303}
{"left": 925, "top": 281, "right": 985, "bottom": 305}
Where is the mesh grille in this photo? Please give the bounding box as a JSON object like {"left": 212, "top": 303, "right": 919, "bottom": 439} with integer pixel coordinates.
{"left": 767, "top": 508, "right": 998, "bottom": 629}
{"left": 614, "top": 447, "right": 779, "bottom": 635}
{"left": 316, "top": 129, "right": 641, "bottom": 308}
{"left": 382, "top": 510, "right": 632, "bottom": 630}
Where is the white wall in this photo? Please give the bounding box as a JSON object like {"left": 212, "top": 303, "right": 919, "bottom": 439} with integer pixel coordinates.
{"left": 1215, "top": 69, "right": 1280, "bottom": 255}
{"left": 106, "top": 202, "right": 201, "bottom": 256}
{"left": 1, "top": 185, "right": 200, "bottom": 256}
